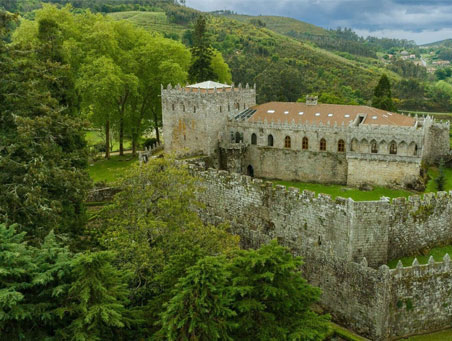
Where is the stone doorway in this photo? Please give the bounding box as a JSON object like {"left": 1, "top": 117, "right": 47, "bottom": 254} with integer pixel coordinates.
{"left": 247, "top": 165, "right": 254, "bottom": 177}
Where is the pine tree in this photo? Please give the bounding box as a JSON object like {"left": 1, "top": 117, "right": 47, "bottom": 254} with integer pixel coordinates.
{"left": 58, "top": 251, "right": 132, "bottom": 341}
{"left": 230, "top": 240, "right": 330, "bottom": 341}
{"left": 372, "top": 74, "right": 396, "bottom": 111}
{"left": 188, "top": 15, "right": 216, "bottom": 83}
{"left": 160, "top": 256, "right": 237, "bottom": 341}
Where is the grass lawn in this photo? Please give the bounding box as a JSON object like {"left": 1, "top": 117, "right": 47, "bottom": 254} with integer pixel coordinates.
{"left": 274, "top": 180, "right": 414, "bottom": 201}
{"left": 85, "top": 131, "right": 132, "bottom": 153}
{"left": 88, "top": 155, "right": 138, "bottom": 184}
{"left": 401, "top": 329, "right": 452, "bottom": 340}
{"left": 388, "top": 245, "right": 452, "bottom": 269}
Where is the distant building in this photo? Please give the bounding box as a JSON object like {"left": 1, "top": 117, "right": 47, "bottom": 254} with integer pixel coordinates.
{"left": 162, "top": 81, "right": 450, "bottom": 189}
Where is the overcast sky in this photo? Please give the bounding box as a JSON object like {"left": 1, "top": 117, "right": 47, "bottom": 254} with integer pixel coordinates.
{"left": 186, "top": 0, "right": 452, "bottom": 45}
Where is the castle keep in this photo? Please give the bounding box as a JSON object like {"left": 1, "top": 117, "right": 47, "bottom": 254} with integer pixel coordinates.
{"left": 162, "top": 81, "right": 449, "bottom": 189}
{"left": 161, "top": 81, "right": 452, "bottom": 340}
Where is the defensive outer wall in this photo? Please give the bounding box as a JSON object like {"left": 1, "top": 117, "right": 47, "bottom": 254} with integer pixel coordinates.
{"left": 190, "top": 164, "right": 452, "bottom": 340}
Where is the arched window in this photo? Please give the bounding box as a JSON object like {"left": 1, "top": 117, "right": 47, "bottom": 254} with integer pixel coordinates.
{"left": 230, "top": 132, "right": 234, "bottom": 142}
{"left": 338, "top": 139, "right": 345, "bottom": 152}
{"left": 284, "top": 136, "right": 291, "bottom": 148}
{"left": 320, "top": 138, "right": 326, "bottom": 151}
{"left": 371, "top": 141, "right": 378, "bottom": 153}
{"left": 251, "top": 133, "right": 257, "bottom": 145}
{"left": 228, "top": 104, "right": 230, "bottom": 111}
{"left": 172, "top": 103, "right": 175, "bottom": 111}
{"left": 194, "top": 106, "right": 196, "bottom": 113}
{"left": 235, "top": 132, "right": 241, "bottom": 143}
{"left": 219, "top": 106, "right": 222, "bottom": 113}
{"left": 268, "top": 135, "right": 274, "bottom": 147}
{"left": 390, "top": 142, "right": 397, "bottom": 155}
{"left": 414, "top": 144, "right": 418, "bottom": 156}
{"left": 302, "top": 137, "right": 309, "bottom": 150}
{"left": 182, "top": 104, "right": 185, "bottom": 112}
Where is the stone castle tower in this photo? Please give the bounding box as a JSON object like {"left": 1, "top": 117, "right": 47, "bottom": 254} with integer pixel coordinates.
{"left": 161, "top": 81, "right": 256, "bottom": 157}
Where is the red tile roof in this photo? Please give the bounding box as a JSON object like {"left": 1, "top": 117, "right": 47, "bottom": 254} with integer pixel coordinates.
{"left": 246, "top": 102, "right": 416, "bottom": 127}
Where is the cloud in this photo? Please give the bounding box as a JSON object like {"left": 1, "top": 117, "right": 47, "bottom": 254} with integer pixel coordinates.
{"left": 186, "top": 0, "right": 452, "bottom": 44}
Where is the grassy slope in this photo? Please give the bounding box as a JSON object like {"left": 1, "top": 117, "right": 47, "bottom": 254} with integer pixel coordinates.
{"left": 404, "top": 329, "right": 452, "bottom": 340}
{"left": 88, "top": 155, "right": 138, "bottom": 183}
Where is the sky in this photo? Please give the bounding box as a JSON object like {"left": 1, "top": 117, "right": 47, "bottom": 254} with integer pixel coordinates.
{"left": 186, "top": 0, "right": 452, "bottom": 45}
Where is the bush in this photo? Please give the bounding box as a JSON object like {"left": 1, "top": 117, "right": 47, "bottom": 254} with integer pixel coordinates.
{"left": 143, "top": 137, "right": 158, "bottom": 149}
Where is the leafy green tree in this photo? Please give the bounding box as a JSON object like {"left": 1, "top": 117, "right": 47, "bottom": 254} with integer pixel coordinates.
{"left": 0, "top": 11, "right": 90, "bottom": 242}
{"left": 211, "top": 49, "right": 232, "bottom": 84}
{"left": 230, "top": 241, "right": 330, "bottom": 341}
{"left": 57, "top": 251, "right": 132, "bottom": 341}
{"left": 160, "top": 256, "right": 237, "bottom": 341}
{"left": 188, "top": 15, "right": 216, "bottom": 83}
{"left": 98, "top": 157, "right": 239, "bottom": 333}
{"left": 372, "top": 74, "right": 396, "bottom": 111}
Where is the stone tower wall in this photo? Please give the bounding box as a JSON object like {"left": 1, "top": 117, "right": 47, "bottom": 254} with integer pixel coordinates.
{"left": 161, "top": 84, "right": 256, "bottom": 157}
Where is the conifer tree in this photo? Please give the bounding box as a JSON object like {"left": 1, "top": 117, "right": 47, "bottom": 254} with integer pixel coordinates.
{"left": 58, "top": 251, "right": 132, "bottom": 341}
{"left": 436, "top": 158, "right": 446, "bottom": 191}
{"left": 372, "top": 74, "right": 396, "bottom": 111}
{"left": 160, "top": 256, "right": 237, "bottom": 340}
{"left": 188, "top": 15, "right": 216, "bottom": 83}
{"left": 230, "top": 241, "right": 330, "bottom": 341}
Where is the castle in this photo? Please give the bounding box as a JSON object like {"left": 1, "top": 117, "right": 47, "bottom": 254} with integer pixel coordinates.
{"left": 162, "top": 81, "right": 450, "bottom": 189}
{"left": 161, "top": 81, "right": 452, "bottom": 340}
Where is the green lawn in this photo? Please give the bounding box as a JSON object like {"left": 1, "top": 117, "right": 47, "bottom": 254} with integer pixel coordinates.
{"left": 388, "top": 245, "right": 452, "bottom": 269}
{"left": 274, "top": 180, "right": 414, "bottom": 201}
{"left": 88, "top": 155, "right": 138, "bottom": 184}
{"left": 85, "top": 131, "right": 132, "bottom": 152}
{"left": 402, "top": 329, "right": 452, "bottom": 341}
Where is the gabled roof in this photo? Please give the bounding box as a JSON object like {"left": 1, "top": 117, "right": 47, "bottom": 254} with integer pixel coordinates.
{"left": 244, "top": 102, "right": 416, "bottom": 127}
{"left": 186, "top": 81, "right": 231, "bottom": 89}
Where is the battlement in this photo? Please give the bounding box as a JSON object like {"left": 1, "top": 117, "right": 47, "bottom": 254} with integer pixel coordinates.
{"left": 161, "top": 82, "right": 256, "bottom": 98}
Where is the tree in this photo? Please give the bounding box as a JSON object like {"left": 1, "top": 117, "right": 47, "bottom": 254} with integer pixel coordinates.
{"left": 372, "top": 74, "right": 396, "bottom": 111}
{"left": 188, "top": 15, "right": 216, "bottom": 83}
{"left": 98, "top": 157, "right": 239, "bottom": 333}
{"left": 160, "top": 256, "right": 236, "bottom": 340}
{"left": 57, "top": 251, "right": 132, "bottom": 341}
{"left": 230, "top": 241, "right": 330, "bottom": 341}
{"left": 0, "top": 11, "right": 90, "bottom": 242}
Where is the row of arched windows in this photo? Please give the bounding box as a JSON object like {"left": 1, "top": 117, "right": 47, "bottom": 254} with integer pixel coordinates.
{"left": 251, "top": 134, "right": 344, "bottom": 152}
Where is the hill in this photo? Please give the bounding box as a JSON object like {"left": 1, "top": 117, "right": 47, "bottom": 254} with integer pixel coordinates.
{"left": 107, "top": 10, "right": 394, "bottom": 104}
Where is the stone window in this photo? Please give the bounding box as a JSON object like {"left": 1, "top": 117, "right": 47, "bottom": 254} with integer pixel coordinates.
{"left": 235, "top": 132, "right": 241, "bottom": 143}
{"left": 194, "top": 106, "right": 196, "bottom": 113}
{"left": 302, "top": 137, "right": 309, "bottom": 150}
{"left": 320, "top": 138, "right": 326, "bottom": 151}
{"left": 390, "top": 142, "right": 397, "bottom": 155}
{"left": 268, "top": 134, "right": 274, "bottom": 147}
{"left": 172, "top": 103, "right": 175, "bottom": 111}
{"left": 251, "top": 133, "right": 257, "bottom": 145}
{"left": 236, "top": 103, "right": 240, "bottom": 109}
{"left": 182, "top": 104, "right": 185, "bottom": 112}
{"left": 371, "top": 141, "right": 378, "bottom": 153}
{"left": 243, "top": 103, "right": 246, "bottom": 109}
{"left": 414, "top": 144, "right": 418, "bottom": 156}
{"left": 338, "top": 139, "right": 345, "bottom": 152}
{"left": 284, "top": 136, "right": 291, "bottom": 148}
{"left": 230, "top": 132, "right": 234, "bottom": 142}
{"left": 219, "top": 106, "right": 222, "bottom": 113}
{"left": 228, "top": 104, "right": 230, "bottom": 111}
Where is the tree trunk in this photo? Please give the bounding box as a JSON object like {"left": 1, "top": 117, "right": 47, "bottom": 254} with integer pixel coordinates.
{"left": 132, "top": 132, "right": 137, "bottom": 156}
{"left": 119, "top": 115, "right": 124, "bottom": 156}
{"left": 153, "top": 108, "right": 160, "bottom": 143}
{"left": 105, "top": 120, "right": 110, "bottom": 159}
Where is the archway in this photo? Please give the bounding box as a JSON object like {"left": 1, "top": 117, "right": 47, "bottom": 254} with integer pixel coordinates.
{"left": 247, "top": 165, "right": 254, "bottom": 177}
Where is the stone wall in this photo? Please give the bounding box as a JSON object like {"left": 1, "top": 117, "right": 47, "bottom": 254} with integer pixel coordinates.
{"left": 387, "top": 256, "right": 452, "bottom": 339}
{"left": 191, "top": 165, "right": 452, "bottom": 339}
{"left": 423, "top": 118, "right": 450, "bottom": 164}
{"left": 162, "top": 84, "right": 256, "bottom": 157}
{"left": 347, "top": 157, "right": 421, "bottom": 188}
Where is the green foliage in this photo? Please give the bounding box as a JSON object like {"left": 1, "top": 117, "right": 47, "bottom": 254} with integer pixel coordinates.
{"left": 0, "top": 11, "right": 90, "bottom": 242}
{"left": 230, "top": 241, "right": 330, "bottom": 340}
{"left": 98, "top": 157, "right": 239, "bottom": 333}
{"left": 57, "top": 251, "right": 132, "bottom": 341}
{"left": 372, "top": 74, "right": 396, "bottom": 111}
{"left": 160, "top": 256, "right": 237, "bottom": 340}
{"left": 188, "top": 15, "right": 216, "bottom": 82}
{"left": 436, "top": 159, "right": 446, "bottom": 191}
